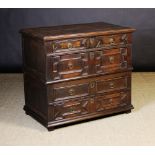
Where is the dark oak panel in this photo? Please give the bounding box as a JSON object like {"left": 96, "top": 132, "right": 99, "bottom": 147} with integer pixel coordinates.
{"left": 47, "top": 47, "right": 132, "bottom": 81}
{"left": 48, "top": 90, "right": 131, "bottom": 122}
{"left": 45, "top": 33, "right": 132, "bottom": 53}
{"left": 47, "top": 72, "right": 131, "bottom": 102}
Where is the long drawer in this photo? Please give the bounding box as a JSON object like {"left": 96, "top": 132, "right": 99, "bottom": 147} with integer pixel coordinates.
{"left": 47, "top": 47, "right": 132, "bottom": 81}
{"left": 47, "top": 72, "right": 131, "bottom": 102}
{"left": 48, "top": 90, "right": 131, "bottom": 121}
{"left": 45, "top": 33, "right": 132, "bottom": 53}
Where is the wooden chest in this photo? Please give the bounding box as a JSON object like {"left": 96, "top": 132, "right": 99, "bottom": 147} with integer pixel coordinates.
{"left": 20, "top": 22, "right": 135, "bottom": 131}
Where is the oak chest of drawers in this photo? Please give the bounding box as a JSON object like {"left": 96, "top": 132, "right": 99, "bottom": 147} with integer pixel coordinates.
{"left": 20, "top": 22, "right": 135, "bottom": 131}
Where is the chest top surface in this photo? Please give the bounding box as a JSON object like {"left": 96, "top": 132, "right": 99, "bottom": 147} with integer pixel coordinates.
{"left": 20, "top": 22, "right": 135, "bottom": 41}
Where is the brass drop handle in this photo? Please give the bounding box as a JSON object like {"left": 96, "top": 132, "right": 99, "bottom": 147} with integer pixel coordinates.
{"left": 68, "top": 62, "right": 73, "bottom": 70}
{"left": 109, "top": 37, "right": 115, "bottom": 44}
{"left": 68, "top": 42, "right": 73, "bottom": 49}
{"left": 70, "top": 107, "right": 74, "bottom": 112}
{"left": 90, "top": 98, "right": 94, "bottom": 104}
{"left": 109, "top": 82, "right": 114, "bottom": 88}
{"left": 90, "top": 81, "right": 95, "bottom": 88}
{"left": 52, "top": 43, "right": 55, "bottom": 50}
{"left": 69, "top": 88, "right": 75, "bottom": 96}
{"left": 109, "top": 56, "right": 115, "bottom": 63}
{"left": 109, "top": 98, "right": 113, "bottom": 102}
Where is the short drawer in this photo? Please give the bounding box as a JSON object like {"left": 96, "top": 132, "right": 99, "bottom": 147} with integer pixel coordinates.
{"left": 47, "top": 47, "right": 131, "bottom": 81}
{"left": 100, "top": 48, "right": 130, "bottom": 72}
{"left": 102, "top": 33, "right": 132, "bottom": 47}
{"left": 95, "top": 90, "right": 130, "bottom": 112}
{"left": 96, "top": 76, "right": 128, "bottom": 93}
{"left": 47, "top": 72, "right": 131, "bottom": 102}
{"left": 48, "top": 90, "right": 131, "bottom": 121}
{"left": 45, "top": 33, "right": 132, "bottom": 53}
{"left": 51, "top": 97, "right": 91, "bottom": 121}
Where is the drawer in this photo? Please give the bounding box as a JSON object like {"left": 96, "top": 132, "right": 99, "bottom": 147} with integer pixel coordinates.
{"left": 100, "top": 48, "right": 129, "bottom": 72}
{"left": 96, "top": 76, "right": 128, "bottom": 93}
{"left": 46, "top": 33, "right": 132, "bottom": 53}
{"left": 47, "top": 52, "right": 89, "bottom": 80}
{"left": 47, "top": 72, "right": 131, "bottom": 102}
{"left": 95, "top": 90, "right": 130, "bottom": 112}
{"left": 48, "top": 90, "right": 130, "bottom": 121}
{"left": 47, "top": 47, "right": 131, "bottom": 81}
{"left": 102, "top": 33, "right": 132, "bottom": 47}
{"left": 51, "top": 97, "right": 91, "bottom": 121}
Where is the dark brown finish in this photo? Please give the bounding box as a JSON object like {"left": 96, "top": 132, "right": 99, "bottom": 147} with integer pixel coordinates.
{"left": 20, "top": 22, "right": 135, "bottom": 131}
{"left": 48, "top": 90, "right": 131, "bottom": 122}
{"left": 46, "top": 33, "right": 132, "bottom": 53}
{"left": 47, "top": 72, "right": 131, "bottom": 102}
{"left": 46, "top": 47, "right": 132, "bottom": 81}
{"left": 20, "top": 22, "right": 135, "bottom": 41}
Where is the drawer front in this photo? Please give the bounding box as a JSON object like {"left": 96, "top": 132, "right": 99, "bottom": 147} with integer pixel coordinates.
{"left": 96, "top": 76, "right": 128, "bottom": 93}
{"left": 47, "top": 72, "right": 131, "bottom": 102}
{"left": 49, "top": 90, "right": 130, "bottom": 121}
{"left": 46, "top": 33, "right": 132, "bottom": 53}
{"left": 102, "top": 34, "right": 131, "bottom": 47}
{"left": 52, "top": 98, "right": 91, "bottom": 121}
{"left": 48, "top": 52, "right": 88, "bottom": 81}
{"left": 95, "top": 91, "right": 130, "bottom": 112}
{"left": 47, "top": 47, "right": 131, "bottom": 81}
{"left": 53, "top": 83, "right": 89, "bottom": 101}
{"left": 100, "top": 48, "right": 129, "bottom": 72}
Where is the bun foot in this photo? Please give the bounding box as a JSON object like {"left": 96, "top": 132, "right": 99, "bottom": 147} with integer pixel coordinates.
{"left": 47, "top": 127, "right": 55, "bottom": 131}
{"left": 125, "top": 110, "right": 131, "bottom": 114}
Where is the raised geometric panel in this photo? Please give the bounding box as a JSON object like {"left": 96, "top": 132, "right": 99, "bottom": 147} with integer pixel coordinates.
{"left": 54, "top": 98, "right": 90, "bottom": 120}
{"left": 95, "top": 92, "right": 128, "bottom": 112}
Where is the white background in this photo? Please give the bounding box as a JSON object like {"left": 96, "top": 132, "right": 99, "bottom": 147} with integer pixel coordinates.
{"left": 1, "top": 146, "right": 155, "bottom": 155}
{"left": 0, "top": 0, "right": 154, "bottom": 8}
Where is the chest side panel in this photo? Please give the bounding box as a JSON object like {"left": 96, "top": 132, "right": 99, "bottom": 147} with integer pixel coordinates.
{"left": 22, "top": 36, "right": 46, "bottom": 81}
